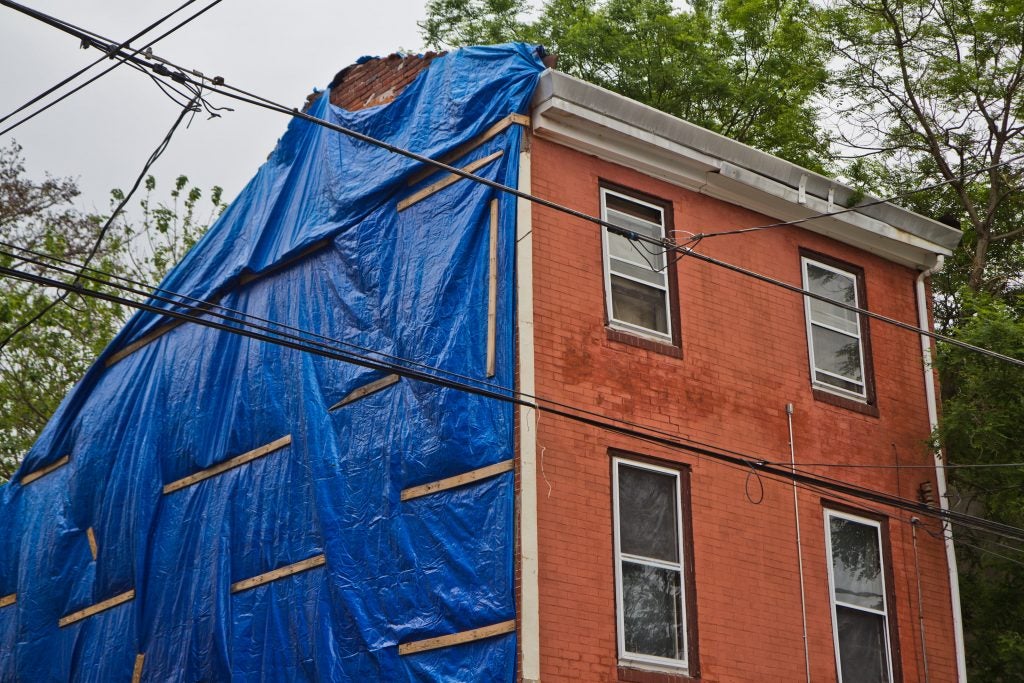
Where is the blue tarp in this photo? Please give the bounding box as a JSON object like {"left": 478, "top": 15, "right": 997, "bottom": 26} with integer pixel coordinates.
{"left": 0, "top": 43, "right": 544, "bottom": 681}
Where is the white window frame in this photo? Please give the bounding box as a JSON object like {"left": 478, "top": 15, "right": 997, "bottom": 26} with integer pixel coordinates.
{"left": 612, "top": 457, "right": 689, "bottom": 672}
{"left": 801, "top": 256, "right": 868, "bottom": 401}
{"left": 600, "top": 188, "right": 673, "bottom": 343}
{"left": 824, "top": 509, "right": 894, "bottom": 683}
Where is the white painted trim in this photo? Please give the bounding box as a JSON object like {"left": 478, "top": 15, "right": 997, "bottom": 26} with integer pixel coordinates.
{"left": 530, "top": 70, "right": 961, "bottom": 270}
{"left": 600, "top": 188, "right": 674, "bottom": 342}
{"left": 801, "top": 257, "right": 868, "bottom": 400}
{"left": 823, "top": 510, "right": 895, "bottom": 683}
{"left": 612, "top": 457, "right": 689, "bottom": 673}
{"left": 915, "top": 259, "right": 967, "bottom": 682}
{"left": 516, "top": 140, "right": 542, "bottom": 683}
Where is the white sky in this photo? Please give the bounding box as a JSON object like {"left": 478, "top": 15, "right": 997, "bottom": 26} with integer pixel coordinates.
{"left": 0, "top": 1, "right": 428, "bottom": 216}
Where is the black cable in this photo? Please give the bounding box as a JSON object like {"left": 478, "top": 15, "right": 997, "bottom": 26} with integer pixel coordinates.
{"left": 6, "top": 0, "right": 1024, "bottom": 373}
{"left": 0, "top": 93, "right": 198, "bottom": 352}
{"left": 0, "top": 0, "right": 200, "bottom": 126}
{"left": 0, "top": 0, "right": 223, "bottom": 138}
{"left": 7, "top": 3, "right": 1024, "bottom": 541}
{"left": 5, "top": 258, "right": 1024, "bottom": 544}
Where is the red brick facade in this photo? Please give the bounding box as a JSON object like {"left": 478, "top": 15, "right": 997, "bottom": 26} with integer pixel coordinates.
{"left": 525, "top": 137, "right": 958, "bottom": 682}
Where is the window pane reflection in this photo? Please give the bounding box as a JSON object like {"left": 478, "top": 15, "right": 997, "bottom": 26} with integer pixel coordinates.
{"left": 622, "top": 561, "right": 684, "bottom": 661}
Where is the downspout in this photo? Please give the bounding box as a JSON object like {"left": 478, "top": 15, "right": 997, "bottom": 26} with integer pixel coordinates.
{"left": 787, "top": 403, "right": 811, "bottom": 683}
{"left": 915, "top": 255, "right": 967, "bottom": 682}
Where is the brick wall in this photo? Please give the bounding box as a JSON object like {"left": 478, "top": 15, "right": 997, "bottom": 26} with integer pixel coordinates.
{"left": 527, "top": 136, "right": 958, "bottom": 682}
{"left": 302, "top": 52, "right": 444, "bottom": 112}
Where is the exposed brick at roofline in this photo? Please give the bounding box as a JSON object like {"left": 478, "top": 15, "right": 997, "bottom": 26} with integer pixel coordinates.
{"left": 303, "top": 52, "right": 446, "bottom": 112}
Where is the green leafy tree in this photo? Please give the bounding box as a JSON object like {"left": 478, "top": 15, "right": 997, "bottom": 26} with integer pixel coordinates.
{"left": 421, "top": 0, "right": 832, "bottom": 170}
{"left": 824, "top": 0, "right": 1024, "bottom": 313}
{"left": 0, "top": 142, "right": 223, "bottom": 482}
{"left": 821, "top": 2, "right": 1024, "bottom": 675}
{"left": 935, "top": 293, "right": 1024, "bottom": 680}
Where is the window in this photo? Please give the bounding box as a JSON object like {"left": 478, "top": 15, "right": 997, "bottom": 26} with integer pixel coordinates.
{"left": 612, "top": 457, "right": 690, "bottom": 672}
{"left": 601, "top": 188, "right": 674, "bottom": 342}
{"left": 801, "top": 255, "right": 871, "bottom": 402}
{"left": 825, "top": 510, "right": 894, "bottom": 683}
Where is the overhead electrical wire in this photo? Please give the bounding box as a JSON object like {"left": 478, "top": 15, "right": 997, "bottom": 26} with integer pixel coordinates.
{"left": 0, "top": 92, "right": 199, "bottom": 352}
{"left": 5, "top": 2, "right": 1024, "bottom": 543}
{"left": 0, "top": 0, "right": 224, "bottom": 138}
{"left": 4, "top": 0, "right": 1023, "bottom": 375}
{"left": 3, "top": 254, "right": 1024, "bottom": 546}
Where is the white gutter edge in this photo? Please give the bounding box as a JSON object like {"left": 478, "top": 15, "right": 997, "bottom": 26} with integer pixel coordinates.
{"left": 517, "top": 137, "right": 541, "bottom": 683}
{"left": 915, "top": 255, "right": 967, "bottom": 682}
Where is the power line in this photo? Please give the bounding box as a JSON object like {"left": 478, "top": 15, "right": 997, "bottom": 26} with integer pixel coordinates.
{"left": 6, "top": 0, "right": 1024, "bottom": 374}
{"left": 0, "top": 0, "right": 224, "bottom": 138}
{"left": 4, "top": 257, "right": 1024, "bottom": 545}
{"left": 7, "top": 3, "right": 1024, "bottom": 541}
{"left": 0, "top": 93, "right": 198, "bottom": 352}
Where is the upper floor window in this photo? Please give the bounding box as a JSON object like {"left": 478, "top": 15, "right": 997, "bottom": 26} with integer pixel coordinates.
{"left": 801, "top": 254, "right": 871, "bottom": 402}
{"left": 824, "top": 509, "right": 895, "bottom": 683}
{"left": 601, "top": 188, "right": 674, "bottom": 342}
{"left": 612, "top": 456, "right": 692, "bottom": 673}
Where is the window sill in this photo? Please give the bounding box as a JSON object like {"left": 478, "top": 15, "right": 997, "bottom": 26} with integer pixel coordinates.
{"left": 812, "top": 387, "right": 879, "bottom": 418}
{"left": 606, "top": 327, "right": 682, "bottom": 359}
{"left": 618, "top": 665, "right": 697, "bottom": 683}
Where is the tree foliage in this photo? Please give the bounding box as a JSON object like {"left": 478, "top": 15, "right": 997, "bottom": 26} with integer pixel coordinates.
{"left": 824, "top": 0, "right": 1024, "bottom": 308}
{"left": 421, "top": 0, "right": 832, "bottom": 169}
{"left": 935, "top": 293, "right": 1024, "bottom": 680}
{"left": 0, "top": 142, "right": 223, "bottom": 482}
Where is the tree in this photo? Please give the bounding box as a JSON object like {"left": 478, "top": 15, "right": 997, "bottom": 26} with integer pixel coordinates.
{"left": 421, "top": 0, "right": 832, "bottom": 170}
{"left": 0, "top": 142, "right": 223, "bottom": 482}
{"left": 935, "top": 294, "right": 1024, "bottom": 680}
{"left": 824, "top": 0, "right": 1024, "bottom": 318}
{"left": 822, "top": 2, "right": 1024, "bottom": 676}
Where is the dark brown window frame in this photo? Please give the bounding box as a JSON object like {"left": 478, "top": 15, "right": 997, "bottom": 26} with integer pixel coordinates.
{"left": 600, "top": 181, "right": 683, "bottom": 359}
{"left": 820, "top": 499, "right": 903, "bottom": 683}
{"left": 799, "top": 248, "right": 879, "bottom": 417}
{"left": 609, "top": 449, "right": 700, "bottom": 682}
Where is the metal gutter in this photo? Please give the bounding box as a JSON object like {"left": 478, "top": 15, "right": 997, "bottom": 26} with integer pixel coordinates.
{"left": 530, "top": 70, "right": 961, "bottom": 269}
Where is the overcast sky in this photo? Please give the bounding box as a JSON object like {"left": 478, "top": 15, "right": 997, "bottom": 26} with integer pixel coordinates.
{"left": 0, "top": 1, "right": 428, "bottom": 216}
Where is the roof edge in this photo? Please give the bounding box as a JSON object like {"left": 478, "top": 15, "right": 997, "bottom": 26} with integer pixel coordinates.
{"left": 529, "top": 70, "right": 960, "bottom": 269}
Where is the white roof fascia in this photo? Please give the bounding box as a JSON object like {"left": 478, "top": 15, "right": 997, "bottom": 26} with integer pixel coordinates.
{"left": 530, "top": 70, "right": 959, "bottom": 270}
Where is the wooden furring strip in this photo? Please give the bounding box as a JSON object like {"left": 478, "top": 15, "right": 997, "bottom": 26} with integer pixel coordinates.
{"left": 405, "top": 113, "right": 530, "bottom": 188}
{"left": 105, "top": 321, "right": 182, "bottom": 367}
{"left": 163, "top": 435, "right": 292, "bottom": 494}
{"left": 230, "top": 553, "right": 326, "bottom": 593}
{"left": 401, "top": 460, "right": 514, "bottom": 502}
{"left": 397, "top": 151, "right": 504, "bottom": 212}
{"left": 238, "top": 238, "right": 333, "bottom": 286}
{"left": 486, "top": 198, "right": 499, "bottom": 378}
{"left": 58, "top": 589, "right": 134, "bottom": 627}
{"left": 329, "top": 374, "right": 400, "bottom": 411}
{"left": 398, "top": 619, "right": 516, "bottom": 656}
{"left": 131, "top": 654, "right": 145, "bottom": 683}
{"left": 0, "top": 593, "right": 15, "bottom": 609}
{"left": 20, "top": 455, "right": 70, "bottom": 485}
{"left": 105, "top": 294, "right": 224, "bottom": 368}
{"left": 86, "top": 527, "right": 98, "bottom": 561}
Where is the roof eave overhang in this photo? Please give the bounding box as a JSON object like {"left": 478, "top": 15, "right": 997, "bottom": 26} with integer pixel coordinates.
{"left": 530, "top": 70, "right": 960, "bottom": 270}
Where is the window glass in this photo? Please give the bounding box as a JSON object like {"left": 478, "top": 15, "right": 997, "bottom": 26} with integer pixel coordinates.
{"left": 602, "top": 189, "right": 672, "bottom": 340}
{"left": 811, "top": 328, "right": 864, "bottom": 385}
{"left": 618, "top": 464, "right": 679, "bottom": 562}
{"left": 621, "top": 562, "right": 684, "bottom": 659}
{"left": 836, "top": 606, "right": 889, "bottom": 683}
{"left": 802, "top": 257, "right": 867, "bottom": 399}
{"left": 611, "top": 276, "right": 668, "bottom": 334}
{"left": 614, "top": 458, "right": 688, "bottom": 669}
{"left": 829, "top": 516, "right": 883, "bottom": 610}
{"left": 826, "top": 512, "right": 891, "bottom": 683}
